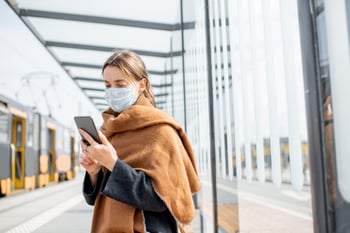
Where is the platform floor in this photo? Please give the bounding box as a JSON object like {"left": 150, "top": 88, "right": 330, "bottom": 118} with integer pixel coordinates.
{"left": 0, "top": 171, "right": 201, "bottom": 233}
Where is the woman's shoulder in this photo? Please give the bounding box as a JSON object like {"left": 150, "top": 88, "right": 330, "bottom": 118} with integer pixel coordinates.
{"left": 133, "top": 105, "right": 177, "bottom": 124}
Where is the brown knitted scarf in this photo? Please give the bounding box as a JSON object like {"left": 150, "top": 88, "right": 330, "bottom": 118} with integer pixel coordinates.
{"left": 90, "top": 95, "right": 200, "bottom": 233}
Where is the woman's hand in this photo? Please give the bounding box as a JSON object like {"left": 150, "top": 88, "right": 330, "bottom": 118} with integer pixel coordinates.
{"left": 79, "top": 129, "right": 118, "bottom": 172}
{"left": 80, "top": 140, "right": 101, "bottom": 176}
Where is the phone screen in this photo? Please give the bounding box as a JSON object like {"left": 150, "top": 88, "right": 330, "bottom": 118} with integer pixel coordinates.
{"left": 74, "top": 116, "right": 102, "bottom": 145}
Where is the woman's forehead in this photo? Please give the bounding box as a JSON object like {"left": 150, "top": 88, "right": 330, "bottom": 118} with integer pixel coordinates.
{"left": 103, "top": 66, "right": 131, "bottom": 82}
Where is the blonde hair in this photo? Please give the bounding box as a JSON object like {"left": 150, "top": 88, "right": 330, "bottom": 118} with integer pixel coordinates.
{"left": 102, "top": 50, "right": 156, "bottom": 107}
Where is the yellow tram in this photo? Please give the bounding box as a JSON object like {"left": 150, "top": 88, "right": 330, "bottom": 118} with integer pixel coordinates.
{"left": 0, "top": 94, "right": 76, "bottom": 196}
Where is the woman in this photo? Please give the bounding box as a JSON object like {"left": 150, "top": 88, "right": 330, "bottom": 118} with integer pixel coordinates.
{"left": 79, "top": 50, "right": 200, "bottom": 233}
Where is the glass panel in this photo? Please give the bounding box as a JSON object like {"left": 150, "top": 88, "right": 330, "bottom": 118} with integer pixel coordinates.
{"left": 51, "top": 47, "right": 110, "bottom": 66}
{"left": 313, "top": 1, "right": 350, "bottom": 231}
{"left": 227, "top": 0, "right": 313, "bottom": 232}
{"left": 324, "top": 0, "right": 350, "bottom": 203}
{"left": 185, "top": 0, "right": 314, "bottom": 230}
{"left": 315, "top": 6, "right": 335, "bottom": 205}
{"left": 27, "top": 17, "right": 171, "bottom": 52}
{"left": 210, "top": 0, "right": 238, "bottom": 232}
{"left": 51, "top": 47, "right": 168, "bottom": 72}
{"left": 182, "top": 0, "right": 215, "bottom": 231}
{"left": 1, "top": 1, "right": 103, "bottom": 126}
{"left": 15, "top": 0, "right": 180, "bottom": 24}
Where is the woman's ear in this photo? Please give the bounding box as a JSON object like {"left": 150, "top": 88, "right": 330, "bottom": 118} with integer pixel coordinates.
{"left": 139, "top": 78, "right": 147, "bottom": 91}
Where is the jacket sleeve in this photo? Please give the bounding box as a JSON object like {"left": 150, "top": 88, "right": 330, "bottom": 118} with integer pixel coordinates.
{"left": 100, "top": 159, "right": 168, "bottom": 212}
{"left": 82, "top": 170, "right": 103, "bottom": 205}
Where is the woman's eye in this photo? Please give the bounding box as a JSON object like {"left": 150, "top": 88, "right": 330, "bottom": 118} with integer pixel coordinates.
{"left": 117, "top": 84, "right": 127, "bottom": 88}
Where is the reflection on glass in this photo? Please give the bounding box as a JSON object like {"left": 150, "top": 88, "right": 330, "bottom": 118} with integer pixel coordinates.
{"left": 316, "top": 1, "right": 350, "bottom": 231}
{"left": 183, "top": 0, "right": 314, "bottom": 232}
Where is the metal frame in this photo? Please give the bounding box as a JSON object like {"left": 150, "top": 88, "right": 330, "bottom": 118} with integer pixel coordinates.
{"left": 46, "top": 41, "right": 183, "bottom": 58}
{"left": 63, "top": 62, "right": 178, "bottom": 76}
{"left": 19, "top": 9, "right": 195, "bottom": 31}
{"left": 297, "top": 0, "right": 329, "bottom": 232}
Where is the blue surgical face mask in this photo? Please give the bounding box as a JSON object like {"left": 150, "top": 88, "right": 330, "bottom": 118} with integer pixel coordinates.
{"left": 105, "top": 86, "right": 138, "bottom": 113}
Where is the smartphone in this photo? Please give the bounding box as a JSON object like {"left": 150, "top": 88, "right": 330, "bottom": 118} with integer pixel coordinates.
{"left": 74, "top": 116, "right": 102, "bottom": 145}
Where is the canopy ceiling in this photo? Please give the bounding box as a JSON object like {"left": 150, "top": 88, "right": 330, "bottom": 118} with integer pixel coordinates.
{"left": 6, "top": 0, "right": 190, "bottom": 111}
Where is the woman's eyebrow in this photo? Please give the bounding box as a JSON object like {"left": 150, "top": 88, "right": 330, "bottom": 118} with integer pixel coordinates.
{"left": 113, "top": 79, "right": 129, "bottom": 84}
{"left": 114, "top": 79, "right": 126, "bottom": 82}
{"left": 104, "top": 79, "right": 125, "bottom": 83}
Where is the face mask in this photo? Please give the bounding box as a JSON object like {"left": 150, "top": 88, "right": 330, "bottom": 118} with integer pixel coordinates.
{"left": 105, "top": 86, "right": 138, "bottom": 113}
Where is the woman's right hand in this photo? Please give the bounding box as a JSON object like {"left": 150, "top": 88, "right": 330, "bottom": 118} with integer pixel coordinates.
{"left": 79, "top": 140, "right": 101, "bottom": 177}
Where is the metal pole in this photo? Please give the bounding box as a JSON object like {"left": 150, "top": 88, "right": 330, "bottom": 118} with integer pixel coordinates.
{"left": 297, "top": 0, "right": 329, "bottom": 232}
{"left": 204, "top": 0, "right": 218, "bottom": 232}
{"left": 180, "top": 0, "right": 187, "bottom": 131}
{"left": 170, "top": 37, "right": 175, "bottom": 117}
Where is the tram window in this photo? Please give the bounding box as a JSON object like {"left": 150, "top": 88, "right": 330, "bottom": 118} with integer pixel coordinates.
{"left": 0, "top": 113, "right": 9, "bottom": 143}
{"left": 48, "top": 130, "right": 53, "bottom": 151}
{"left": 16, "top": 122, "right": 22, "bottom": 147}
{"left": 41, "top": 119, "right": 47, "bottom": 151}
{"left": 33, "top": 114, "right": 40, "bottom": 150}
{"left": 26, "top": 113, "right": 34, "bottom": 147}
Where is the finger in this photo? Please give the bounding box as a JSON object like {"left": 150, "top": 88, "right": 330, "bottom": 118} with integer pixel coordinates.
{"left": 86, "top": 157, "right": 96, "bottom": 164}
{"left": 79, "top": 156, "right": 88, "bottom": 165}
{"left": 79, "top": 129, "right": 96, "bottom": 146}
{"left": 80, "top": 140, "right": 87, "bottom": 151}
{"left": 98, "top": 131, "right": 109, "bottom": 145}
{"left": 81, "top": 152, "right": 96, "bottom": 163}
{"left": 80, "top": 159, "right": 91, "bottom": 167}
{"left": 80, "top": 156, "right": 95, "bottom": 165}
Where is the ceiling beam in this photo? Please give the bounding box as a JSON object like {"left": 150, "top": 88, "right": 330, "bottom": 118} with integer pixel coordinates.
{"left": 82, "top": 87, "right": 104, "bottom": 92}
{"left": 154, "top": 93, "right": 169, "bottom": 97}
{"left": 73, "top": 77, "right": 102, "bottom": 82}
{"left": 156, "top": 100, "right": 167, "bottom": 105}
{"left": 148, "top": 70, "right": 178, "bottom": 75}
{"left": 81, "top": 85, "right": 171, "bottom": 92}
{"left": 63, "top": 62, "right": 178, "bottom": 75}
{"left": 151, "top": 83, "right": 172, "bottom": 88}
{"left": 64, "top": 62, "right": 101, "bottom": 69}
{"left": 89, "top": 96, "right": 105, "bottom": 100}
{"left": 47, "top": 41, "right": 182, "bottom": 58}
{"left": 19, "top": 9, "right": 195, "bottom": 31}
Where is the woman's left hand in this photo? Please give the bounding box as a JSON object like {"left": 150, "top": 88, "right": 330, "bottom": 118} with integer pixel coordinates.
{"left": 79, "top": 129, "right": 118, "bottom": 171}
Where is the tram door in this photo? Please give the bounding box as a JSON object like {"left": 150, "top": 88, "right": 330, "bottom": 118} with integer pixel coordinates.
{"left": 70, "top": 135, "right": 76, "bottom": 178}
{"left": 12, "top": 117, "right": 25, "bottom": 189}
{"left": 48, "top": 128, "right": 56, "bottom": 182}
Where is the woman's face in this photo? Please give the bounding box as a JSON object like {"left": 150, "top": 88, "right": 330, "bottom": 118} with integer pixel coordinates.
{"left": 103, "top": 66, "right": 146, "bottom": 94}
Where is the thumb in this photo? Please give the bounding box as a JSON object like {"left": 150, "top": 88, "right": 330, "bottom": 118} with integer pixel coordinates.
{"left": 98, "top": 131, "right": 109, "bottom": 145}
